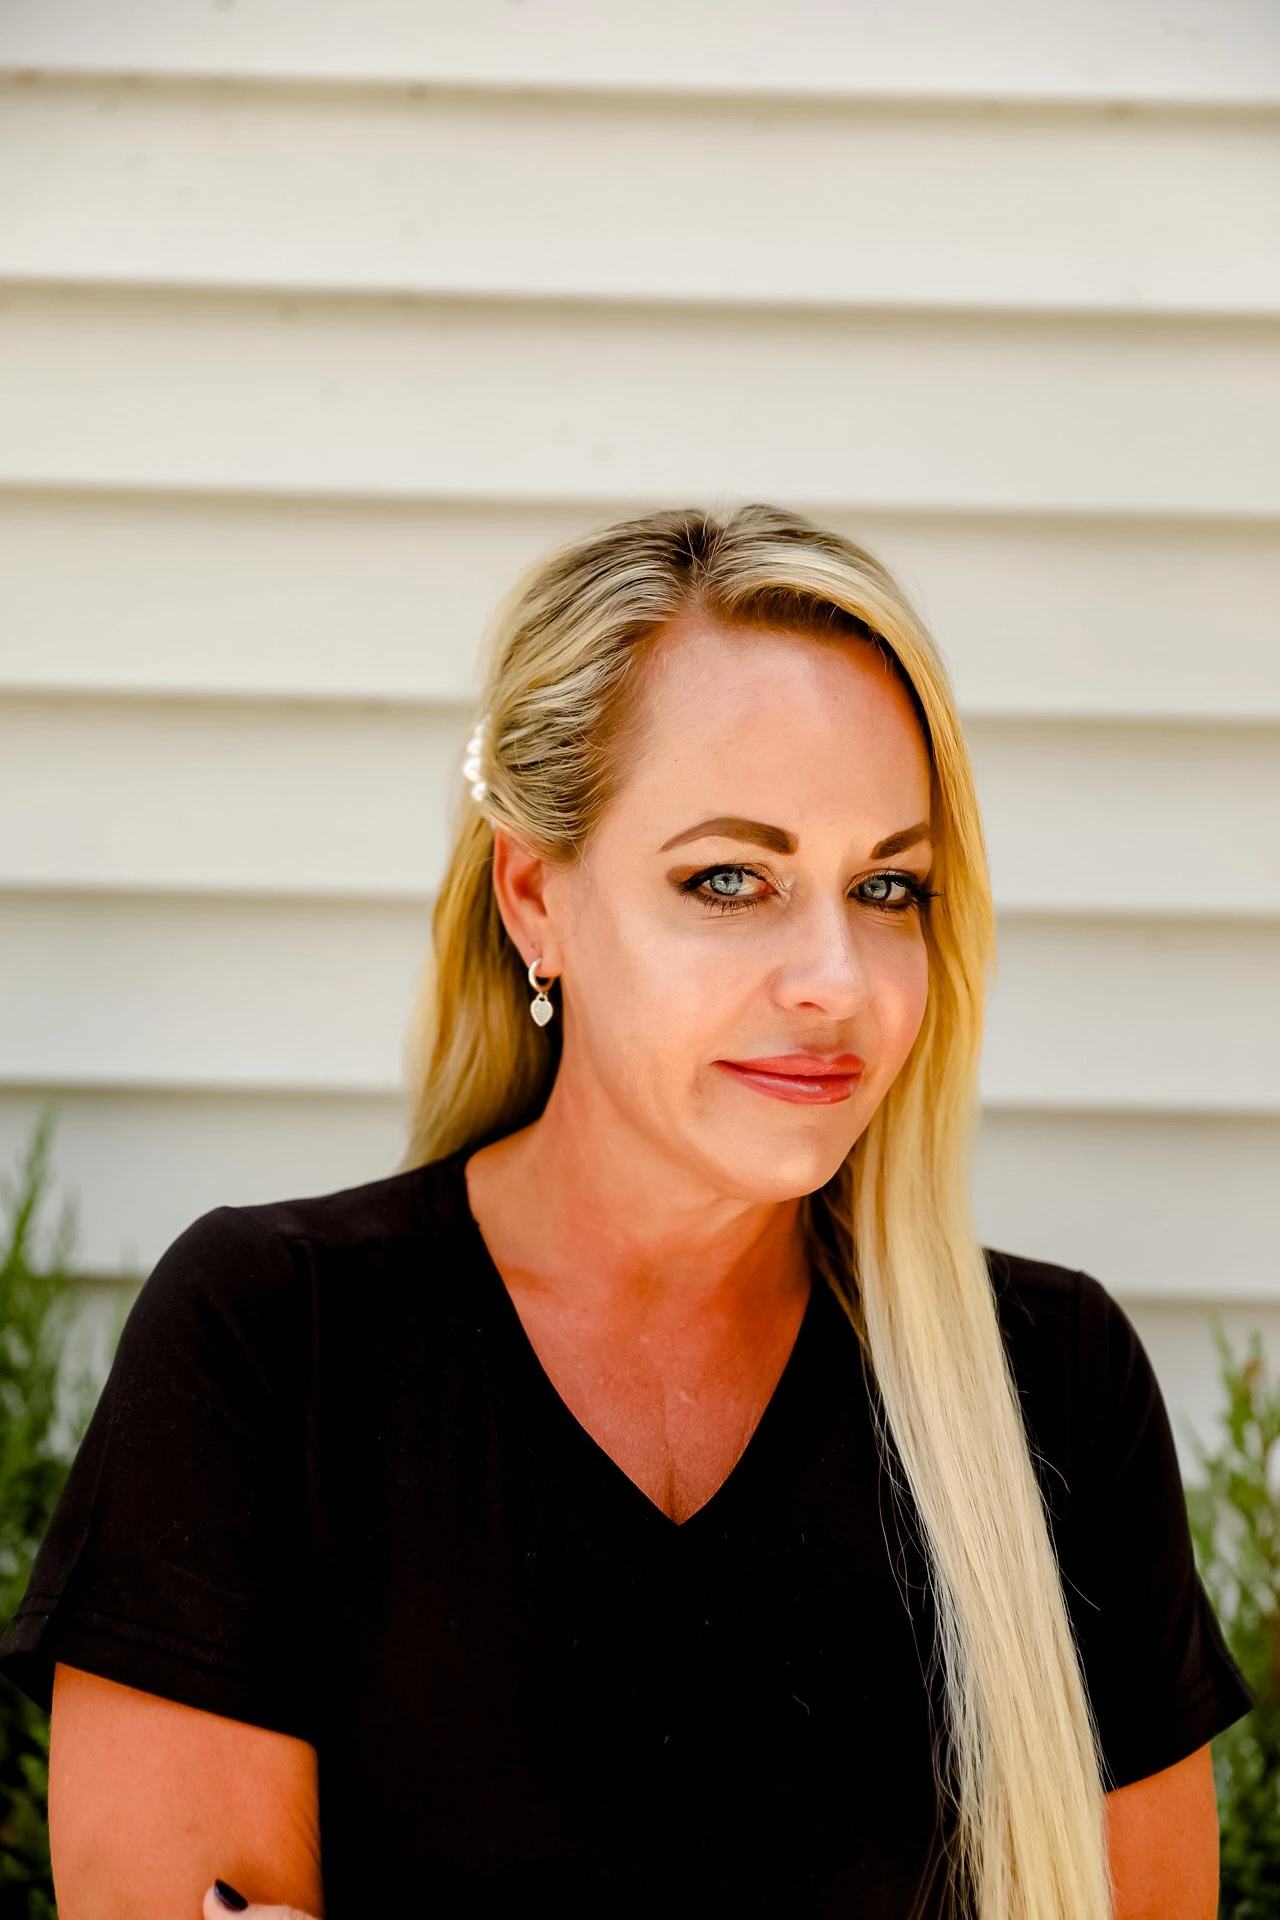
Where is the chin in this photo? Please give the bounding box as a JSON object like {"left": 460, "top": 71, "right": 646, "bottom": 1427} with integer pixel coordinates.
{"left": 706, "top": 1122, "right": 856, "bottom": 1206}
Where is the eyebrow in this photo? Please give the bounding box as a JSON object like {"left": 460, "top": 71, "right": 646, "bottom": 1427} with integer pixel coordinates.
{"left": 660, "top": 816, "right": 796, "bottom": 854}
{"left": 659, "top": 817, "right": 932, "bottom": 858}
{"left": 870, "top": 821, "right": 932, "bottom": 858}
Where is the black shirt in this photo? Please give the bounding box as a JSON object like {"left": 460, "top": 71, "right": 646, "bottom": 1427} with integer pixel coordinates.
{"left": 0, "top": 1149, "right": 1252, "bottom": 1917}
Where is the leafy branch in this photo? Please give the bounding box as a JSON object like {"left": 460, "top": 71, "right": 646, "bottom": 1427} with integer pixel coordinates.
{"left": 1185, "top": 1319, "right": 1280, "bottom": 1918}
{"left": 0, "top": 1115, "right": 108, "bottom": 1920}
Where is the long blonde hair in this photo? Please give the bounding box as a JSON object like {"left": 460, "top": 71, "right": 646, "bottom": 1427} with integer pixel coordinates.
{"left": 404, "top": 504, "right": 1112, "bottom": 1920}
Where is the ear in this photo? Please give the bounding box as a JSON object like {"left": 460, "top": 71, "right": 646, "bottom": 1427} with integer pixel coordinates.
{"left": 490, "top": 826, "right": 565, "bottom": 977}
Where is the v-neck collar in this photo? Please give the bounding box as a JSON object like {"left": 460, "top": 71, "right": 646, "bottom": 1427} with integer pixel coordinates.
{"left": 429, "top": 1146, "right": 846, "bottom": 1550}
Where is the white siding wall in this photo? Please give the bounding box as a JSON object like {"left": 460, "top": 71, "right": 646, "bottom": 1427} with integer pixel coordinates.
{"left": 2, "top": 1, "right": 1278, "bottom": 1466}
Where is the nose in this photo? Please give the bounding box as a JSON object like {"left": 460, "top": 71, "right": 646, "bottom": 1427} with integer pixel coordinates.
{"left": 769, "top": 892, "right": 872, "bottom": 1019}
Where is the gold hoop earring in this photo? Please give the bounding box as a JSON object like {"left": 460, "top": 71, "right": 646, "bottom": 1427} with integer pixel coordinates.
{"left": 527, "top": 957, "right": 555, "bottom": 1028}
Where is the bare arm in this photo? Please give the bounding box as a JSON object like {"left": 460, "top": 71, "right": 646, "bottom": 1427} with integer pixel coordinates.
{"left": 49, "top": 1658, "right": 1217, "bottom": 1918}
{"left": 1106, "top": 1743, "right": 1219, "bottom": 1920}
{"left": 49, "top": 1664, "right": 324, "bottom": 1919}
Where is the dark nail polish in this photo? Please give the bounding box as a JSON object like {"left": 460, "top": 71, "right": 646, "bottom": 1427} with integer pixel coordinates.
{"left": 214, "top": 1883, "right": 249, "bottom": 1912}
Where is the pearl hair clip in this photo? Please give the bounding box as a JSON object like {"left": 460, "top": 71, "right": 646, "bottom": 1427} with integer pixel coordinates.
{"left": 462, "top": 713, "right": 489, "bottom": 806}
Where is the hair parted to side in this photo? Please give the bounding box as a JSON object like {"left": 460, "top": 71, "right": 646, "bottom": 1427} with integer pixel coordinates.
{"left": 403, "top": 503, "right": 1112, "bottom": 1920}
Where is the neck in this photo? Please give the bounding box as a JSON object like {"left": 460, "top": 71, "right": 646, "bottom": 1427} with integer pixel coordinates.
{"left": 466, "top": 1064, "right": 809, "bottom": 1328}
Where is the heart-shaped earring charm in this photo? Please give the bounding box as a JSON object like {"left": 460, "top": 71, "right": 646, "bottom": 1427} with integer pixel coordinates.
{"left": 527, "top": 956, "right": 555, "bottom": 1027}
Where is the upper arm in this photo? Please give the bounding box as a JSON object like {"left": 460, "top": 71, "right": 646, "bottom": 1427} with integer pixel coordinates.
{"left": 0, "top": 1204, "right": 318, "bottom": 1734}
{"left": 0, "top": 1211, "right": 325, "bottom": 1912}
{"left": 1052, "top": 1278, "right": 1239, "bottom": 1916}
{"left": 1105, "top": 1743, "right": 1218, "bottom": 1920}
{"left": 0, "top": 1213, "right": 326, "bottom": 1912}
{"left": 1062, "top": 1272, "right": 1252, "bottom": 1788}
{"left": 50, "top": 1663, "right": 323, "bottom": 1919}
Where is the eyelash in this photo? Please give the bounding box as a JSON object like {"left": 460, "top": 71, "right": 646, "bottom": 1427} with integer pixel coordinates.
{"left": 679, "top": 864, "right": 941, "bottom": 917}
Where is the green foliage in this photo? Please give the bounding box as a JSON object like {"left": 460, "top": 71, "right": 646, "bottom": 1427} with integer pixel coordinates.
{"left": 1186, "top": 1319, "right": 1280, "bottom": 1919}
{"left": 0, "top": 1117, "right": 105, "bottom": 1920}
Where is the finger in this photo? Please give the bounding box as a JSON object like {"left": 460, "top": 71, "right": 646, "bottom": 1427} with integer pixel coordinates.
{"left": 203, "top": 1882, "right": 320, "bottom": 1920}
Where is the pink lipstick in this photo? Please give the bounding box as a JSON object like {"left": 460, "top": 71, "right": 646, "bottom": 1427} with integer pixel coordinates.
{"left": 714, "top": 1052, "right": 865, "bottom": 1105}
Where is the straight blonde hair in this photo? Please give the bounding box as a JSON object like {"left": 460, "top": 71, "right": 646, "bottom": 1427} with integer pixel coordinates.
{"left": 404, "top": 504, "right": 1113, "bottom": 1920}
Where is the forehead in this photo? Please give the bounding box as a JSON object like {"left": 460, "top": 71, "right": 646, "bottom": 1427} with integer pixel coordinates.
{"left": 615, "top": 612, "right": 931, "bottom": 828}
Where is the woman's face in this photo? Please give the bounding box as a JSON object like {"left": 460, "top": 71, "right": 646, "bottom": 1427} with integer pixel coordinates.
{"left": 516, "top": 612, "right": 935, "bottom": 1204}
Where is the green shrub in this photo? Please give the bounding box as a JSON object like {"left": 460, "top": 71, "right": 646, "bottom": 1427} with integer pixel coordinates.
{"left": 0, "top": 1117, "right": 108, "bottom": 1920}
{"left": 1186, "top": 1320, "right": 1280, "bottom": 1918}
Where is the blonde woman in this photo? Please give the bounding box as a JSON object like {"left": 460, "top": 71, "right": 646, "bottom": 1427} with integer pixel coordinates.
{"left": 0, "top": 506, "right": 1250, "bottom": 1919}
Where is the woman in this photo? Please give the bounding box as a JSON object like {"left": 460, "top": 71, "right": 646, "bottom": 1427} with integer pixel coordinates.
{"left": 0, "top": 506, "right": 1251, "bottom": 1919}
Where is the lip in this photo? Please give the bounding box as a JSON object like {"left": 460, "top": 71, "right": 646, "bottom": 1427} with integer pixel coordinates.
{"left": 714, "top": 1052, "right": 866, "bottom": 1106}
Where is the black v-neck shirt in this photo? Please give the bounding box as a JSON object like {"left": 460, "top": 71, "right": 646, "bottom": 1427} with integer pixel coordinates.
{"left": 0, "top": 1151, "right": 1252, "bottom": 1917}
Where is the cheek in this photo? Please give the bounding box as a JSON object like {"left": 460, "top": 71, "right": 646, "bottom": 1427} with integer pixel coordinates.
{"left": 563, "top": 893, "right": 740, "bottom": 1097}
{"left": 870, "top": 932, "right": 931, "bottom": 1073}
{"left": 561, "top": 893, "right": 693, "bottom": 1065}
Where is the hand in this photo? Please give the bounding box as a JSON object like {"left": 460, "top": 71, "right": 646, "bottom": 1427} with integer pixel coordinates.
{"left": 204, "top": 1881, "right": 320, "bottom": 1920}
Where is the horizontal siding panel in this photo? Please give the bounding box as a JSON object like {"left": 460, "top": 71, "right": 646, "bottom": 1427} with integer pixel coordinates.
{"left": 985, "top": 915, "right": 1280, "bottom": 1114}
{"left": 3, "top": 1086, "right": 1273, "bottom": 1301}
{"left": 2, "top": 892, "right": 1276, "bottom": 1110}
{"left": 882, "top": 512, "right": 1280, "bottom": 719}
{"left": 4, "top": 489, "right": 1279, "bottom": 719}
{"left": 971, "top": 719, "right": 1280, "bottom": 917}
{"left": 0, "top": 1087, "right": 406, "bottom": 1275}
{"left": 3, "top": 81, "right": 1277, "bottom": 315}
{"left": 0, "top": 487, "right": 534, "bottom": 705}
{"left": 5, "top": 694, "right": 1280, "bottom": 916}
{"left": 0, "top": 891, "right": 432, "bottom": 1094}
{"left": 1125, "top": 1301, "right": 1280, "bottom": 1476}
{"left": 1, "top": 288, "right": 1277, "bottom": 515}
{"left": 4, "top": 1087, "right": 1275, "bottom": 1474}
{"left": 1, "top": 0, "right": 1276, "bottom": 103}
{"left": 974, "top": 1110, "right": 1280, "bottom": 1301}
{"left": 0, "top": 694, "right": 464, "bottom": 898}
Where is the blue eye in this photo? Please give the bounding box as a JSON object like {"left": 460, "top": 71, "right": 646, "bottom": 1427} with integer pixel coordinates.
{"left": 855, "top": 872, "right": 937, "bottom": 912}
{"left": 677, "top": 864, "right": 939, "bottom": 917}
{"left": 679, "top": 865, "right": 769, "bottom": 913}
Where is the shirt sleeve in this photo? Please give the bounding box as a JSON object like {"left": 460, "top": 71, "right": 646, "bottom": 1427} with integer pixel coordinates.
{"left": 1065, "top": 1269, "right": 1253, "bottom": 1791}
{"left": 0, "top": 1205, "right": 315, "bottom": 1742}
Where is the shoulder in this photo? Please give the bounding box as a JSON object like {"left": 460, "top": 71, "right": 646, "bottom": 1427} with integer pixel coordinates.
{"left": 146, "top": 1155, "right": 462, "bottom": 1293}
{"left": 984, "top": 1253, "right": 1253, "bottom": 1787}
{"left": 224, "top": 1157, "right": 446, "bottom": 1265}
{"left": 982, "top": 1246, "right": 1157, "bottom": 1492}
{"left": 984, "top": 1242, "right": 1136, "bottom": 1368}
{"left": 123, "top": 1155, "right": 466, "bottom": 1378}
